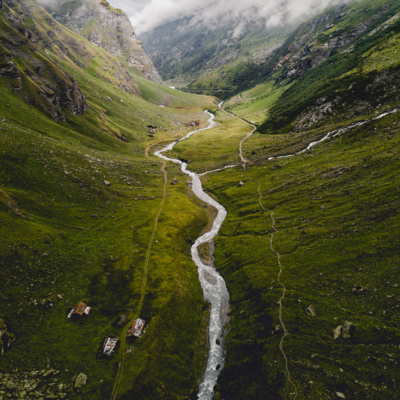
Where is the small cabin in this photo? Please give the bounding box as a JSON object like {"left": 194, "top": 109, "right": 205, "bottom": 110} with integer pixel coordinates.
{"left": 127, "top": 318, "right": 145, "bottom": 338}
{"left": 68, "top": 302, "right": 92, "bottom": 320}
{"left": 103, "top": 335, "right": 119, "bottom": 357}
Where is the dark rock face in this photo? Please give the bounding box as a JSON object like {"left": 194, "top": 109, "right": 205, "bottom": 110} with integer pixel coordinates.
{"left": 0, "top": 2, "right": 89, "bottom": 121}
{"left": 57, "top": 77, "right": 89, "bottom": 116}
{"left": 0, "top": 54, "right": 21, "bottom": 80}
{"left": 39, "top": 74, "right": 89, "bottom": 122}
{"left": 277, "top": 19, "right": 369, "bottom": 83}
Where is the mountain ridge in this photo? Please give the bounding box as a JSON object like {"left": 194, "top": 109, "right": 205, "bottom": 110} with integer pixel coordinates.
{"left": 42, "top": 0, "right": 162, "bottom": 83}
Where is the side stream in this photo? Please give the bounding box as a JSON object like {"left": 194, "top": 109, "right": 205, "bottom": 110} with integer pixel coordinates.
{"left": 154, "top": 112, "right": 230, "bottom": 400}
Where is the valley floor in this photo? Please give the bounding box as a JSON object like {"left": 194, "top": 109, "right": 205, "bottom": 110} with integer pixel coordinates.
{"left": 1, "top": 85, "right": 400, "bottom": 400}
{"left": 172, "top": 106, "right": 400, "bottom": 400}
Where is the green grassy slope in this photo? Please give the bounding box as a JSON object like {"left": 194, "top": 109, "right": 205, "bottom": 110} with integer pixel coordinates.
{"left": 0, "top": 1, "right": 218, "bottom": 399}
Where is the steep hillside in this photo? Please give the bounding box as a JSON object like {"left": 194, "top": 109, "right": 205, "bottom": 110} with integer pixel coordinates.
{"left": 0, "top": 0, "right": 88, "bottom": 121}
{"left": 0, "top": 1, "right": 216, "bottom": 399}
{"left": 42, "top": 0, "right": 162, "bottom": 83}
{"left": 225, "top": 0, "right": 400, "bottom": 133}
{"left": 140, "top": 17, "right": 289, "bottom": 92}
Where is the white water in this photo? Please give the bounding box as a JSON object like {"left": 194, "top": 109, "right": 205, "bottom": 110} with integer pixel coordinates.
{"left": 154, "top": 112, "right": 230, "bottom": 400}
{"left": 268, "top": 108, "right": 399, "bottom": 161}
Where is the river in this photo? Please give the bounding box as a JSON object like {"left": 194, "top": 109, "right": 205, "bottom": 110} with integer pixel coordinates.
{"left": 154, "top": 112, "right": 230, "bottom": 400}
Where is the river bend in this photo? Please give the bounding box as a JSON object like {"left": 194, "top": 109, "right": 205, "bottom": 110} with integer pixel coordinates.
{"left": 154, "top": 112, "right": 230, "bottom": 400}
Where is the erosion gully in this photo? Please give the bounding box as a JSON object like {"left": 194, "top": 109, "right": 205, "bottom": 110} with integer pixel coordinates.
{"left": 155, "top": 112, "right": 230, "bottom": 400}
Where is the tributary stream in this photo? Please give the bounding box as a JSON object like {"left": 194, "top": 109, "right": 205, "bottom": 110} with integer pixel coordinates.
{"left": 154, "top": 112, "right": 230, "bottom": 400}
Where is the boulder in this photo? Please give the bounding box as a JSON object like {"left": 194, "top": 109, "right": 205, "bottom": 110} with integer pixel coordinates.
{"left": 305, "top": 305, "right": 316, "bottom": 317}
{"left": 42, "top": 369, "right": 56, "bottom": 378}
{"left": 74, "top": 373, "right": 87, "bottom": 388}
{"left": 332, "top": 325, "right": 343, "bottom": 340}
{"left": 342, "top": 321, "right": 356, "bottom": 339}
{"left": 332, "top": 321, "right": 356, "bottom": 339}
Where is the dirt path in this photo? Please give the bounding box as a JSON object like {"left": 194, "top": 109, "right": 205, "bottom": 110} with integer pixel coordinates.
{"left": 110, "top": 140, "right": 170, "bottom": 400}
{"left": 258, "top": 183, "right": 298, "bottom": 400}
{"left": 220, "top": 106, "right": 256, "bottom": 170}
{"left": 220, "top": 103, "right": 297, "bottom": 398}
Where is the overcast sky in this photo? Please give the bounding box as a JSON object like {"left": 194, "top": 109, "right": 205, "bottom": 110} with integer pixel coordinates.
{"left": 108, "top": 0, "right": 148, "bottom": 16}
{"left": 108, "top": 0, "right": 342, "bottom": 35}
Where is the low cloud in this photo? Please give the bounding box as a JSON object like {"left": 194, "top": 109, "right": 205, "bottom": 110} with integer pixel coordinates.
{"left": 129, "top": 0, "right": 340, "bottom": 35}
{"left": 37, "top": 0, "right": 58, "bottom": 7}
{"left": 107, "top": 0, "right": 148, "bottom": 15}
{"left": 38, "top": 0, "right": 105, "bottom": 11}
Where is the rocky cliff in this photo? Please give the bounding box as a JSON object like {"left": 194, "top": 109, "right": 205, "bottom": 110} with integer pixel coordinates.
{"left": 44, "top": 0, "right": 162, "bottom": 83}
{"left": 0, "top": 0, "right": 88, "bottom": 121}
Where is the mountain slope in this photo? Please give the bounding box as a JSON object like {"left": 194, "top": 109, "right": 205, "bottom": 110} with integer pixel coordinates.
{"left": 223, "top": 0, "right": 400, "bottom": 133}
{"left": 140, "top": 16, "right": 294, "bottom": 93}
{"left": 43, "top": 0, "right": 162, "bottom": 83}
{"left": 0, "top": 1, "right": 216, "bottom": 399}
{"left": 0, "top": 0, "right": 88, "bottom": 121}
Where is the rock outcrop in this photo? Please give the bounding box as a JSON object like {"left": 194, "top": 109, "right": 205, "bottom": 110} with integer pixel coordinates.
{"left": 0, "top": 318, "right": 15, "bottom": 355}
{"left": 45, "top": 0, "right": 162, "bottom": 83}
{"left": 273, "top": 5, "right": 371, "bottom": 83}
{"left": 333, "top": 321, "right": 356, "bottom": 340}
{"left": 0, "top": 53, "right": 21, "bottom": 83}
{"left": 0, "top": 0, "right": 89, "bottom": 121}
{"left": 294, "top": 67, "right": 400, "bottom": 131}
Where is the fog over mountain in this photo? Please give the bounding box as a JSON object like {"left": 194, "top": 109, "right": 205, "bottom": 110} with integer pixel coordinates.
{"left": 108, "top": 0, "right": 351, "bottom": 35}
{"left": 106, "top": 0, "right": 149, "bottom": 15}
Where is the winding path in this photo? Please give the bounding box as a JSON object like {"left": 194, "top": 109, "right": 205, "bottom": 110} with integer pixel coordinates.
{"left": 224, "top": 101, "right": 298, "bottom": 399}
{"left": 110, "top": 140, "right": 170, "bottom": 400}
{"left": 258, "top": 184, "right": 298, "bottom": 400}
{"left": 220, "top": 105, "right": 256, "bottom": 170}
{"left": 219, "top": 102, "right": 298, "bottom": 398}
